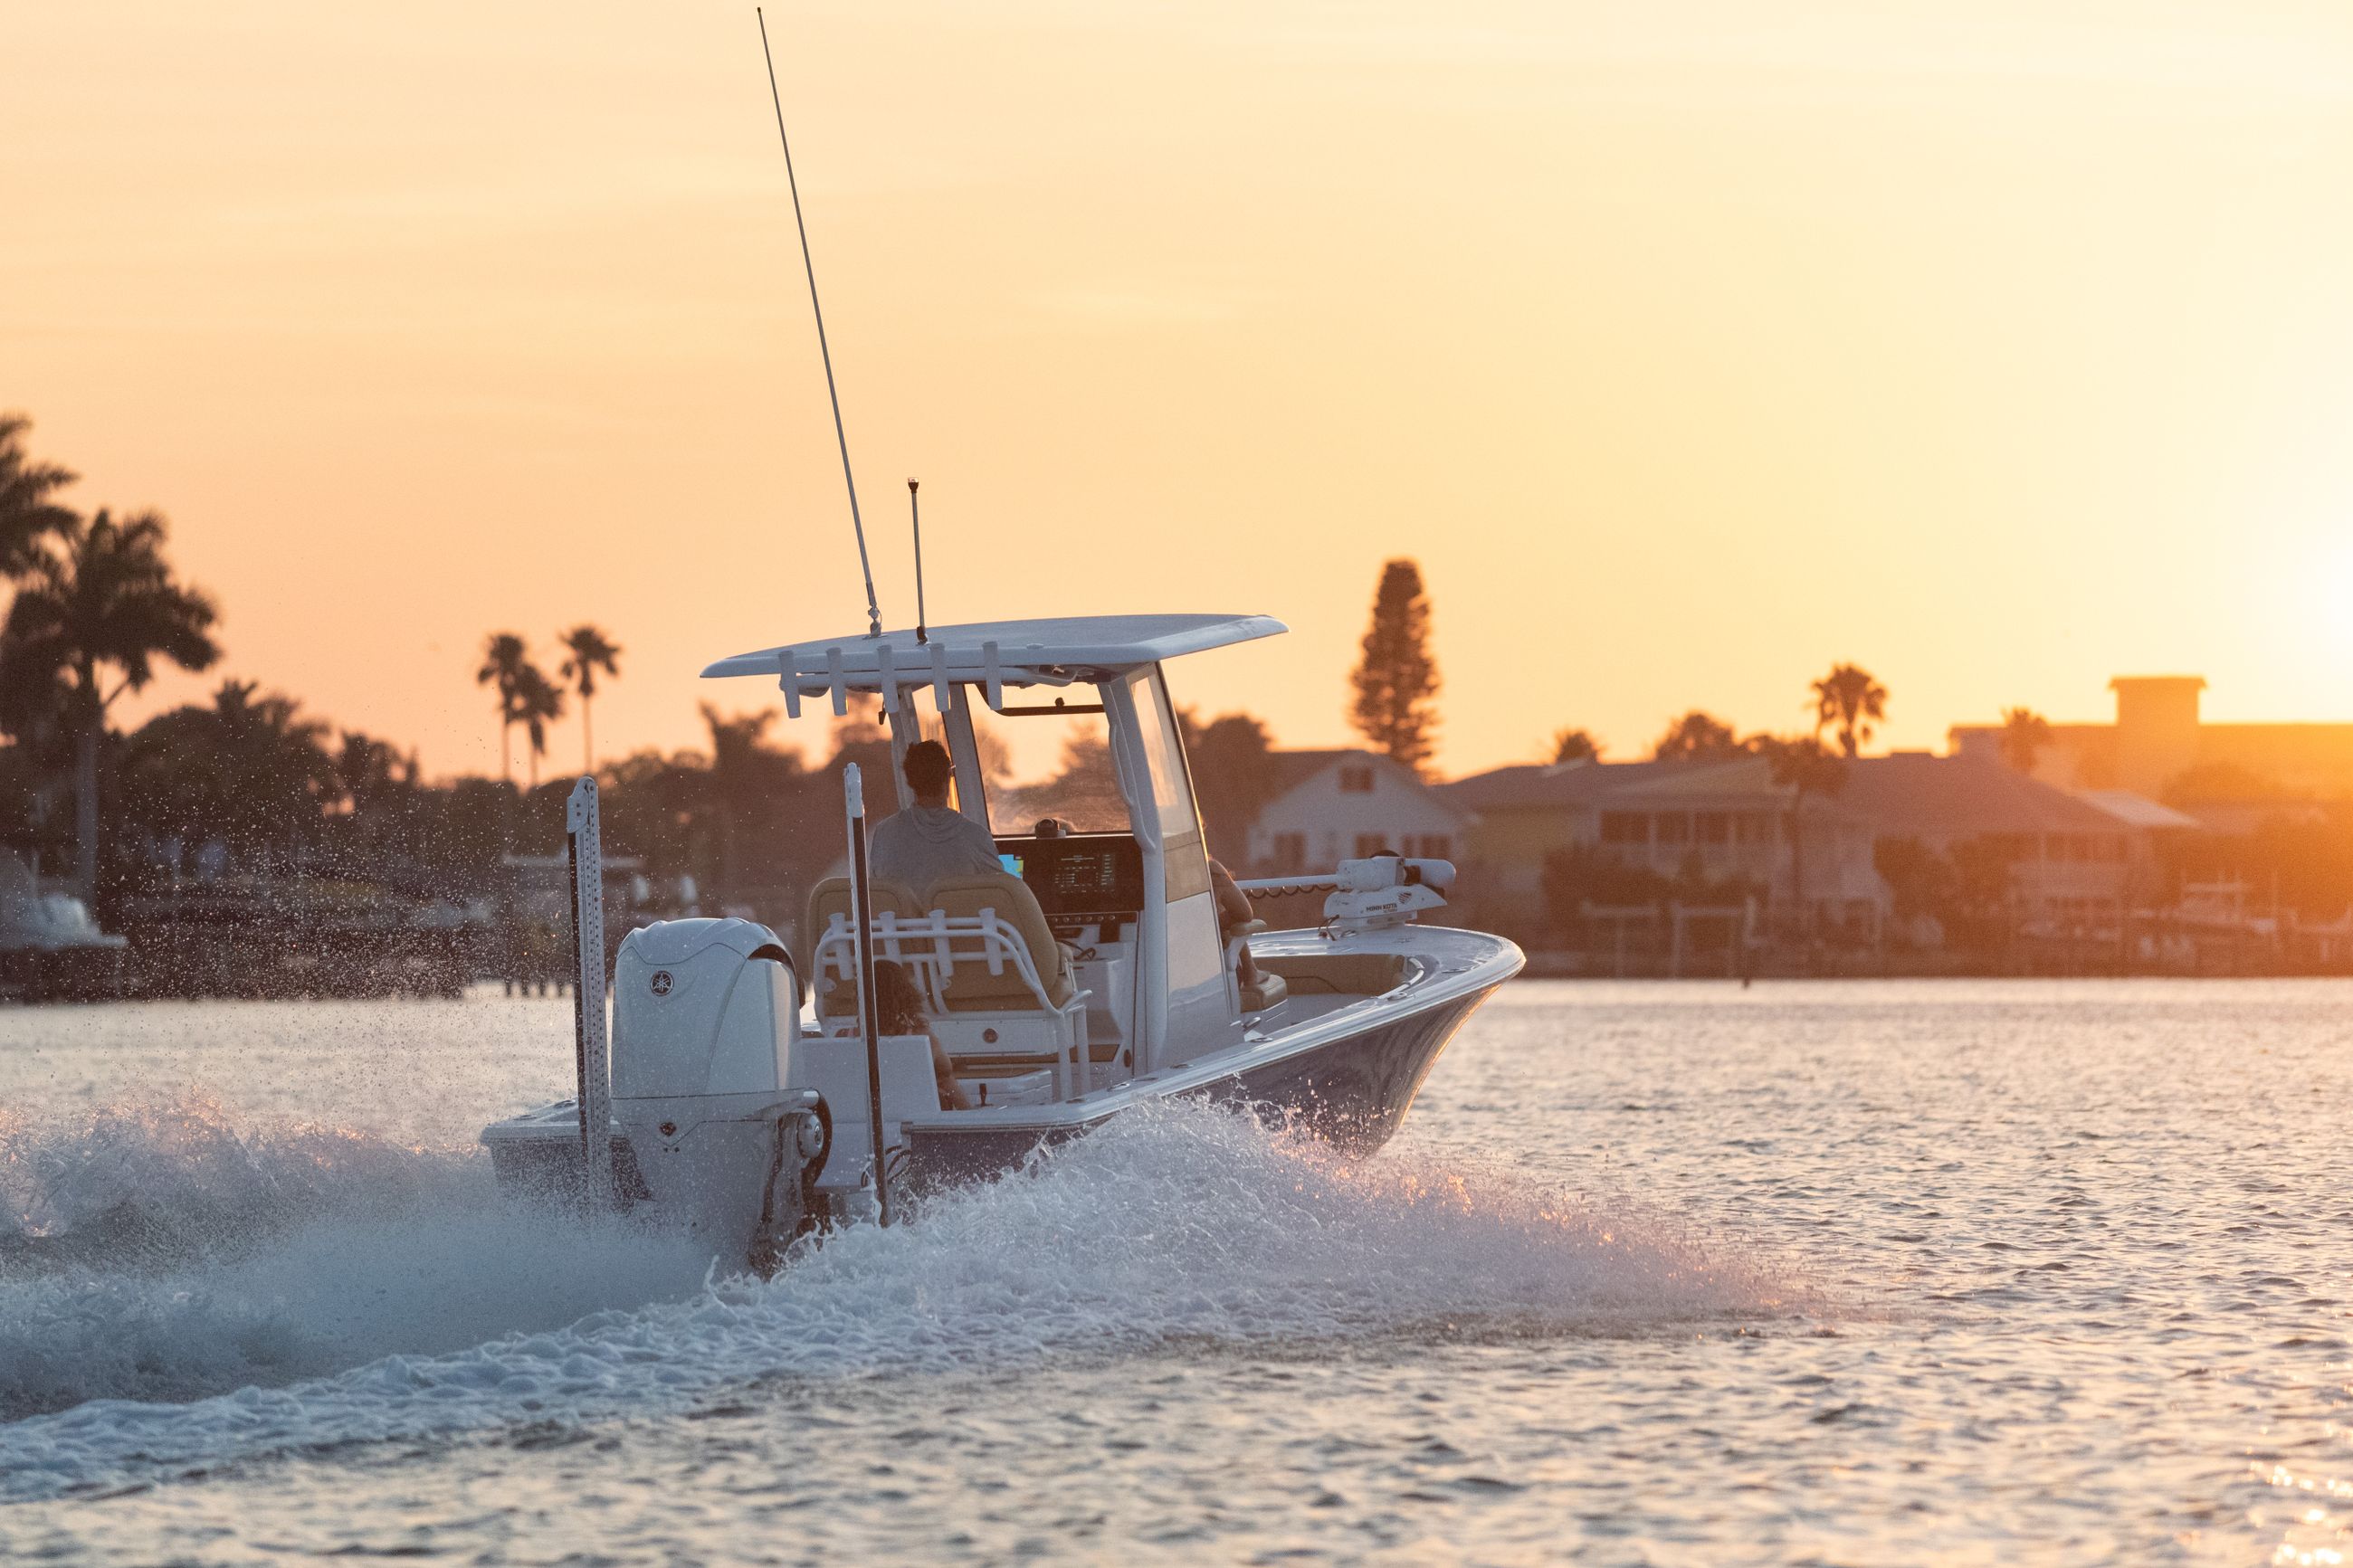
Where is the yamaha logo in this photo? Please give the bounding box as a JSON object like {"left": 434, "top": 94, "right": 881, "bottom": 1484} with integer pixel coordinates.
{"left": 650, "top": 969, "right": 673, "bottom": 996}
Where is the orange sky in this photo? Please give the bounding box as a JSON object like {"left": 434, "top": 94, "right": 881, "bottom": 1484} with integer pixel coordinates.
{"left": 9, "top": 2, "right": 2353, "bottom": 783}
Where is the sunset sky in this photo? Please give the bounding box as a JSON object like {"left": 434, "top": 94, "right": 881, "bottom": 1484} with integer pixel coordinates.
{"left": 9, "top": 2, "right": 2353, "bottom": 783}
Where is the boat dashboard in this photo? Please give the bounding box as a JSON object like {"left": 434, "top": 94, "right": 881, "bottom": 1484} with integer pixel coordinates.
{"left": 994, "top": 832, "right": 1142, "bottom": 941}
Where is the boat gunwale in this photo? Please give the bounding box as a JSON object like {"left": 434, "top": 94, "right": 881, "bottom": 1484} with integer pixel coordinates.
{"left": 898, "top": 924, "right": 1525, "bottom": 1140}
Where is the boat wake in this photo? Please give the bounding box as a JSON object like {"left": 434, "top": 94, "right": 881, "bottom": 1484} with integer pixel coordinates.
{"left": 0, "top": 1099, "right": 719, "bottom": 1429}
{"left": 0, "top": 1096, "right": 1805, "bottom": 1503}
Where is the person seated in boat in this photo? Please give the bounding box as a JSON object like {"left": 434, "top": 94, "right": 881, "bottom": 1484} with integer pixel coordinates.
{"left": 1209, "top": 856, "right": 1264, "bottom": 989}
{"left": 1033, "top": 817, "right": 1068, "bottom": 839}
{"left": 869, "top": 739, "right": 1003, "bottom": 894}
{"left": 872, "top": 959, "right": 975, "bottom": 1110}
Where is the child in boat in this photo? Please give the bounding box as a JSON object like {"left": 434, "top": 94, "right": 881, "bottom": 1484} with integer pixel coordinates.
{"left": 871, "top": 959, "right": 976, "bottom": 1111}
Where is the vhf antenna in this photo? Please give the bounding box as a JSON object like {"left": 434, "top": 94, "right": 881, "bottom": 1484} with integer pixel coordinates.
{"left": 909, "top": 478, "right": 927, "bottom": 644}
{"left": 756, "top": 7, "right": 881, "bottom": 641}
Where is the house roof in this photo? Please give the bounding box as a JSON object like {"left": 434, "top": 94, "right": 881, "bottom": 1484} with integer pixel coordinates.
{"left": 1445, "top": 752, "right": 2140, "bottom": 837}
{"left": 701, "top": 613, "right": 1286, "bottom": 689}
{"left": 1262, "top": 748, "right": 1472, "bottom": 824}
{"left": 1441, "top": 758, "right": 1686, "bottom": 811}
{"left": 1596, "top": 755, "right": 1787, "bottom": 803}
{"left": 2078, "top": 790, "right": 2205, "bottom": 830}
{"left": 1834, "top": 754, "right": 2127, "bottom": 837}
{"left": 1268, "top": 748, "right": 1357, "bottom": 794}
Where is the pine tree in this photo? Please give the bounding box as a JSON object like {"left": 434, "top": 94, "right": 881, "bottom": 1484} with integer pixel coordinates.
{"left": 1348, "top": 559, "right": 1440, "bottom": 774}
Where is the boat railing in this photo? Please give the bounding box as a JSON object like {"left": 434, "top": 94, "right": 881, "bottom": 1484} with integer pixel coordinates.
{"left": 813, "top": 907, "right": 1064, "bottom": 1018}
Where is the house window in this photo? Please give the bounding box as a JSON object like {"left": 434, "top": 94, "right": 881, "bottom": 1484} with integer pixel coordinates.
{"left": 1737, "top": 813, "right": 1769, "bottom": 843}
{"left": 1353, "top": 832, "right": 1389, "bottom": 858}
{"left": 1338, "top": 765, "right": 1376, "bottom": 794}
{"left": 1600, "top": 812, "right": 1648, "bottom": 845}
{"left": 1656, "top": 813, "right": 1691, "bottom": 846}
{"left": 1404, "top": 833, "right": 1451, "bottom": 860}
{"left": 1271, "top": 832, "right": 1306, "bottom": 873}
{"left": 1696, "top": 812, "right": 1730, "bottom": 845}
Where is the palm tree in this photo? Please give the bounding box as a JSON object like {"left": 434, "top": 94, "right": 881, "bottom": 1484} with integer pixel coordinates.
{"left": 1754, "top": 734, "right": 1848, "bottom": 941}
{"left": 120, "top": 679, "right": 338, "bottom": 869}
{"left": 0, "top": 414, "right": 78, "bottom": 575}
{"left": 1811, "top": 663, "right": 1889, "bottom": 758}
{"left": 208, "top": 679, "right": 337, "bottom": 857}
{"left": 515, "top": 662, "right": 565, "bottom": 789}
{"left": 1998, "top": 707, "right": 2052, "bottom": 774}
{"left": 0, "top": 508, "right": 220, "bottom": 899}
{"left": 700, "top": 705, "right": 778, "bottom": 898}
{"left": 557, "top": 623, "right": 622, "bottom": 774}
{"left": 477, "top": 632, "right": 529, "bottom": 783}
{"left": 333, "top": 729, "right": 419, "bottom": 863}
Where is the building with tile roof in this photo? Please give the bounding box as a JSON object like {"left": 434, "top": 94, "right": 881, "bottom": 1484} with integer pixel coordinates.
{"left": 1441, "top": 750, "right": 2177, "bottom": 952}
{"left": 1948, "top": 676, "right": 2353, "bottom": 803}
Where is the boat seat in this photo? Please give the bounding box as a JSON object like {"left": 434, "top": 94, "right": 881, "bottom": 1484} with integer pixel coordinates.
{"left": 805, "top": 875, "right": 927, "bottom": 1018}
{"left": 1237, "top": 970, "right": 1288, "bottom": 1013}
{"left": 1225, "top": 918, "right": 1284, "bottom": 1012}
{"left": 923, "top": 872, "right": 1076, "bottom": 1013}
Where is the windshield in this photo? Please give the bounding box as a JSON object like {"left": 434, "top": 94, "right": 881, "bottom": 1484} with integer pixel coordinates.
{"left": 976, "top": 696, "right": 1129, "bottom": 836}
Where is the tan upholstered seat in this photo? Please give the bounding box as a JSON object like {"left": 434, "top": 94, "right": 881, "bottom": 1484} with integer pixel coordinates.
{"left": 923, "top": 872, "right": 1076, "bottom": 1013}
{"left": 805, "top": 876, "right": 926, "bottom": 1018}
{"left": 1224, "top": 917, "right": 1285, "bottom": 1012}
{"left": 1237, "top": 970, "right": 1288, "bottom": 1013}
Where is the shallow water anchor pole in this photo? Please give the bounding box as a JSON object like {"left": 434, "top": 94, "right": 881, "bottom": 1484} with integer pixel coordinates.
{"left": 843, "top": 764, "right": 892, "bottom": 1226}
{"left": 567, "top": 776, "right": 614, "bottom": 1212}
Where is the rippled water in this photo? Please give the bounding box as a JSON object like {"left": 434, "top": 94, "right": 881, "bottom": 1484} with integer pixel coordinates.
{"left": 2, "top": 980, "right": 2348, "bottom": 1564}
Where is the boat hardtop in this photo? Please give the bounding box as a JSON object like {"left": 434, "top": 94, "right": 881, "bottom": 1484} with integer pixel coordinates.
{"left": 702, "top": 612, "right": 1288, "bottom": 690}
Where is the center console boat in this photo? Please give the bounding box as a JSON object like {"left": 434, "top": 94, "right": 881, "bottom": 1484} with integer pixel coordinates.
{"left": 481, "top": 612, "right": 1522, "bottom": 1266}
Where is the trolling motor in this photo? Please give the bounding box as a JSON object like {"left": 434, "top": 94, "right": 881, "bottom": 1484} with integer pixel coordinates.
{"left": 1323, "top": 856, "right": 1456, "bottom": 932}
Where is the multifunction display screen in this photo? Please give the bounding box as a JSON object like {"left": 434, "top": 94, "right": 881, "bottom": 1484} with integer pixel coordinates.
{"left": 1000, "top": 834, "right": 1144, "bottom": 918}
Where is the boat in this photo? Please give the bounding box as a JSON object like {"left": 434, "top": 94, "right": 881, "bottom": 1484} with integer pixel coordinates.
{"left": 481, "top": 613, "right": 1523, "bottom": 1262}
{"left": 0, "top": 851, "right": 127, "bottom": 1002}
{"left": 480, "top": 29, "right": 1519, "bottom": 1265}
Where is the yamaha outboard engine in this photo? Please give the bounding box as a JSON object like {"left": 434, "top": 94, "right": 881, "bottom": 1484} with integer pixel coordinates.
{"left": 611, "top": 917, "right": 827, "bottom": 1269}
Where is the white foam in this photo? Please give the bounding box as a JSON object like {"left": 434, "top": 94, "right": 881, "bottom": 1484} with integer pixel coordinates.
{"left": 0, "top": 1100, "right": 718, "bottom": 1422}
{"left": 0, "top": 1098, "right": 1799, "bottom": 1501}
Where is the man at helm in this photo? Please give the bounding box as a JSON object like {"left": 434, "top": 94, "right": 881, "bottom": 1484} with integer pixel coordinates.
{"left": 867, "top": 739, "right": 1003, "bottom": 892}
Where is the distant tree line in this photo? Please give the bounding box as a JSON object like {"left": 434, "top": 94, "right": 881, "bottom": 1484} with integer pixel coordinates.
{"left": 0, "top": 417, "right": 1338, "bottom": 919}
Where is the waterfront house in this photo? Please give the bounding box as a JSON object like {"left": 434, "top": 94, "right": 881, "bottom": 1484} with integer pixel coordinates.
{"left": 1243, "top": 749, "right": 1471, "bottom": 876}
{"left": 1443, "top": 751, "right": 2177, "bottom": 958}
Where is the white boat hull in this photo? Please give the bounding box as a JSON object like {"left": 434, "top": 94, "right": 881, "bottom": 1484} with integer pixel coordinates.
{"left": 484, "top": 922, "right": 1521, "bottom": 1257}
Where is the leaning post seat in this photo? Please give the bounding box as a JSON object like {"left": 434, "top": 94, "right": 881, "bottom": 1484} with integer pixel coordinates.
{"left": 805, "top": 870, "right": 1089, "bottom": 1099}
{"left": 805, "top": 876, "right": 926, "bottom": 1019}
{"left": 922, "top": 872, "right": 1075, "bottom": 1012}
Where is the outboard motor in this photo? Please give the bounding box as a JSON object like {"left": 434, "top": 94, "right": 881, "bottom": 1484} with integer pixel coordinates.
{"left": 612, "top": 917, "right": 828, "bottom": 1269}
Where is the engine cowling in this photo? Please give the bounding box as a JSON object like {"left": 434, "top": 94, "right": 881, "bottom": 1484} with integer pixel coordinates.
{"left": 614, "top": 917, "right": 799, "bottom": 1099}
{"left": 610, "top": 917, "right": 820, "bottom": 1265}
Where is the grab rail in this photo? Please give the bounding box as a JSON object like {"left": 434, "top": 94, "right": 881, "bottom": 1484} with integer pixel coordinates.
{"left": 813, "top": 907, "right": 1062, "bottom": 1016}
